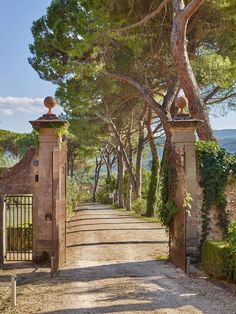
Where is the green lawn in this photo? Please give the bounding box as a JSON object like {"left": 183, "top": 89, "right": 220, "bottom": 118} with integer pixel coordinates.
{"left": 113, "top": 205, "right": 161, "bottom": 224}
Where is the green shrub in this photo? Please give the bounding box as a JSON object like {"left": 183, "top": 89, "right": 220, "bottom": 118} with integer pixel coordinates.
{"left": 96, "top": 188, "right": 110, "bottom": 204}
{"left": 158, "top": 200, "right": 178, "bottom": 228}
{"left": 132, "top": 198, "right": 146, "bottom": 215}
{"left": 228, "top": 220, "right": 236, "bottom": 281}
{"left": 67, "top": 177, "right": 80, "bottom": 215}
{"left": 96, "top": 175, "right": 117, "bottom": 204}
{"left": 201, "top": 240, "right": 234, "bottom": 280}
{"left": 146, "top": 159, "right": 159, "bottom": 217}
{"left": 141, "top": 168, "right": 151, "bottom": 199}
{"left": 157, "top": 150, "right": 178, "bottom": 231}
{"left": 67, "top": 177, "right": 92, "bottom": 215}
{"left": 228, "top": 219, "right": 236, "bottom": 254}
{"left": 233, "top": 254, "right": 236, "bottom": 281}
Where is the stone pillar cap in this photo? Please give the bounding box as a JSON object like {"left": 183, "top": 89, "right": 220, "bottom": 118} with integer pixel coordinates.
{"left": 29, "top": 96, "right": 69, "bottom": 129}
{"left": 168, "top": 119, "right": 203, "bottom": 129}
{"left": 169, "top": 96, "right": 204, "bottom": 130}
{"left": 44, "top": 96, "right": 57, "bottom": 115}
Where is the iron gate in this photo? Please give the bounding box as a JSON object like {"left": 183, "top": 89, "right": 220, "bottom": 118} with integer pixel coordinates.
{"left": 5, "top": 195, "right": 33, "bottom": 261}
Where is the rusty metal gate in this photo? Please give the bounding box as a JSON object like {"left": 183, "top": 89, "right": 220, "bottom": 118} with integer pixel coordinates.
{"left": 5, "top": 195, "right": 33, "bottom": 261}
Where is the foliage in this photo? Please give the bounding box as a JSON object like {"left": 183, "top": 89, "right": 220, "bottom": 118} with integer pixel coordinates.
{"left": 156, "top": 254, "right": 169, "bottom": 261}
{"left": 28, "top": 0, "right": 236, "bottom": 221}
{"left": 201, "top": 240, "right": 235, "bottom": 281}
{"left": 158, "top": 153, "right": 178, "bottom": 230}
{"left": 106, "top": 175, "right": 118, "bottom": 192}
{"left": 140, "top": 168, "right": 151, "bottom": 199}
{"left": 0, "top": 129, "right": 35, "bottom": 167}
{"left": 0, "top": 129, "right": 34, "bottom": 156}
{"left": 96, "top": 175, "right": 117, "bottom": 204}
{"left": 0, "top": 152, "right": 19, "bottom": 168}
{"left": 184, "top": 192, "right": 193, "bottom": 217}
{"left": 192, "top": 51, "right": 236, "bottom": 89}
{"left": 228, "top": 219, "right": 236, "bottom": 255}
{"left": 67, "top": 177, "right": 80, "bottom": 216}
{"left": 55, "top": 125, "right": 69, "bottom": 139}
{"left": 29, "top": 0, "right": 236, "bottom": 125}
{"left": 114, "top": 203, "right": 160, "bottom": 223}
{"left": 66, "top": 130, "right": 100, "bottom": 178}
{"left": 132, "top": 198, "right": 146, "bottom": 216}
{"left": 32, "top": 129, "right": 40, "bottom": 147}
{"left": 196, "top": 141, "right": 236, "bottom": 247}
{"left": 146, "top": 159, "right": 159, "bottom": 217}
{"left": 159, "top": 200, "right": 179, "bottom": 230}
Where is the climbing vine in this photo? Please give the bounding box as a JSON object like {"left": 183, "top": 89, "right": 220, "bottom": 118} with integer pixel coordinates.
{"left": 184, "top": 192, "right": 193, "bottom": 217}
{"left": 32, "top": 129, "right": 40, "bottom": 147}
{"left": 55, "top": 125, "right": 69, "bottom": 139}
{"left": 32, "top": 124, "right": 69, "bottom": 148}
{"left": 196, "top": 141, "right": 236, "bottom": 248}
{"left": 146, "top": 158, "right": 159, "bottom": 217}
{"left": 158, "top": 150, "right": 179, "bottom": 231}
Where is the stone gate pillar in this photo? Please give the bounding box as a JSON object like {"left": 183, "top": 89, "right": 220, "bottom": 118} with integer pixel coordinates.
{"left": 30, "top": 97, "right": 69, "bottom": 270}
{"left": 168, "top": 97, "right": 202, "bottom": 269}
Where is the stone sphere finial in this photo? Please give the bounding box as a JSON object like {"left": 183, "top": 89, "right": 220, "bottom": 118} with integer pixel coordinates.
{"left": 175, "top": 96, "right": 188, "bottom": 114}
{"left": 44, "top": 96, "right": 57, "bottom": 115}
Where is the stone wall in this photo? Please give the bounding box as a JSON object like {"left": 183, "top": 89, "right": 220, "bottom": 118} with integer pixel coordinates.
{"left": 0, "top": 130, "right": 67, "bottom": 269}
{"left": 0, "top": 148, "right": 36, "bottom": 264}
{"left": 225, "top": 176, "right": 236, "bottom": 222}
{"left": 0, "top": 97, "right": 68, "bottom": 269}
{"left": 196, "top": 172, "right": 236, "bottom": 249}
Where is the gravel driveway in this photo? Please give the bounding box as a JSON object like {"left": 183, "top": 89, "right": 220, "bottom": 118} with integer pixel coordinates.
{"left": 2, "top": 203, "right": 236, "bottom": 313}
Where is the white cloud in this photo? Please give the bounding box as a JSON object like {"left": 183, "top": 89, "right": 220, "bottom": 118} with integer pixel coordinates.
{"left": 0, "top": 97, "right": 45, "bottom": 115}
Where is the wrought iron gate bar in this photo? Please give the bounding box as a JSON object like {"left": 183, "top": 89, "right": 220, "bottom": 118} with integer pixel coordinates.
{"left": 5, "top": 195, "right": 33, "bottom": 262}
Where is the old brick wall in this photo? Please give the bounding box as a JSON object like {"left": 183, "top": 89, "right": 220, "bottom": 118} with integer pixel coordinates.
{"left": 225, "top": 176, "right": 236, "bottom": 222}
{"left": 0, "top": 148, "right": 36, "bottom": 264}
{"left": 196, "top": 173, "right": 236, "bottom": 247}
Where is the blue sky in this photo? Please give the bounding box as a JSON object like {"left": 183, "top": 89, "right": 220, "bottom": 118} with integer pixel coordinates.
{"left": 0, "top": 0, "right": 59, "bottom": 133}
{"left": 0, "top": 1, "right": 235, "bottom": 133}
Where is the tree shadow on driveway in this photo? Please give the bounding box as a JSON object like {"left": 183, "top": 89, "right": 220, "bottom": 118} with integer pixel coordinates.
{"left": 39, "top": 260, "right": 234, "bottom": 314}
{"left": 67, "top": 240, "right": 168, "bottom": 248}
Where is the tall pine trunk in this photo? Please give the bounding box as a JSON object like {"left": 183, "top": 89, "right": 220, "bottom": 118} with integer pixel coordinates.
{"left": 126, "top": 116, "right": 133, "bottom": 211}
{"left": 135, "top": 120, "right": 144, "bottom": 199}
{"left": 110, "top": 119, "right": 138, "bottom": 196}
{"left": 146, "top": 158, "right": 159, "bottom": 217}
{"left": 146, "top": 108, "right": 159, "bottom": 217}
{"left": 171, "top": 0, "right": 215, "bottom": 140}
{"left": 93, "top": 157, "right": 102, "bottom": 202}
{"left": 117, "top": 149, "right": 124, "bottom": 208}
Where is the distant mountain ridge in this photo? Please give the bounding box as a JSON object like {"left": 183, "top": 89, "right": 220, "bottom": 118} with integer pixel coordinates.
{"left": 143, "top": 129, "right": 236, "bottom": 169}
{"left": 215, "top": 129, "right": 236, "bottom": 153}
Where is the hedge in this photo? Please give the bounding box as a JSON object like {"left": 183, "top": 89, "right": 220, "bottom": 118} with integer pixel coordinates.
{"left": 201, "top": 240, "right": 236, "bottom": 281}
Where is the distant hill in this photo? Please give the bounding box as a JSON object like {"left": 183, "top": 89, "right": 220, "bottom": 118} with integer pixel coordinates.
{"left": 142, "top": 129, "right": 236, "bottom": 169}
{"left": 215, "top": 129, "right": 236, "bottom": 153}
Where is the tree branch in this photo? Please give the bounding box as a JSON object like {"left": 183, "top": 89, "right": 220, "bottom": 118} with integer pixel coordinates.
{"left": 184, "top": 0, "right": 205, "bottom": 20}
{"left": 171, "top": 0, "right": 215, "bottom": 140}
{"left": 203, "top": 86, "right": 221, "bottom": 103}
{"left": 162, "top": 78, "right": 180, "bottom": 114}
{"left": 104, "top": 71, "right": 171, "bottom": 138}
{"left": 112, "top": 0, "right": 170, "bottom": 33}
{"left": 104, "top": 72, "right": 165, "bottom": 115}
{"left": 207, "top": 93, "right": 236, "bottom": 105}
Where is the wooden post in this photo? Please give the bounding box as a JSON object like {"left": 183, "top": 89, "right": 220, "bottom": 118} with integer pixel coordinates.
{"left": 11, "top": 275, "right": 17, "bottom": 306}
